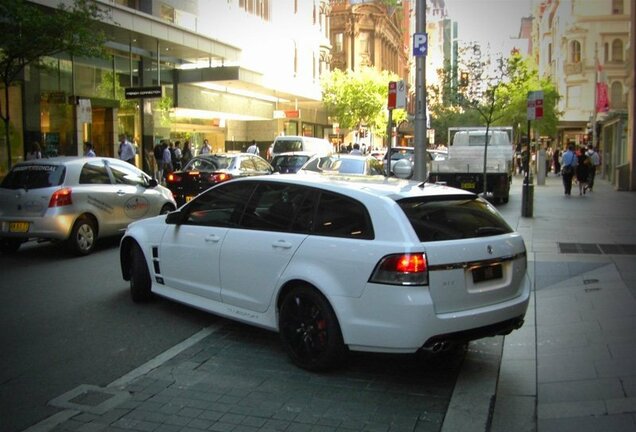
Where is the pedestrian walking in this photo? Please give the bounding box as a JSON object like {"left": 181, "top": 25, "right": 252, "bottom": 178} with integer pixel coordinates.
{"left": 26, "top": 141, "right": 42, "bottom": 160}
{"left": 199, "top": 139, "right": 211, "bottom": 155}
{"left": 84, "top": 142, "right": 96, "bottom": 157}
{"left": 246, "top": 140, "right": 259, "bottom": 155}
{"left": 162, "top": 141, "right": 173, "bottom": 183}
{"left": 349, "top": 143, "right": 363, "bottom": 155}
{"left": 560, "top": 144, "right": 578, "bottom": 196}
{"left": 153, "top": 142, "right": 164, "bottom": 181}
{"left": 575, "top": 146, "right": 590, "bottom": 195}
{"left": 585, "top": 144, "right": 601, "bottom": 192}
{"left": 182, "top": 140, "right": 193, "bottom": 166}
{"left": 552, "top": 148, "right": 561, "bottom": 175}
{"left": 173, "top": 141, "right": 183, "bottom": 170}
{"left": 118, "top": 134, "right": 136, "bottom": 164}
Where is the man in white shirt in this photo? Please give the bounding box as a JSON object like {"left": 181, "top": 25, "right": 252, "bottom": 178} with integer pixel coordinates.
{"left": 246, "top": 140, "right": 259, "bottom": 155}
{"left": 118, "top": 135, "right": 136, "bottom": 164}
{"left": 199, "top": 139, "right": 211, "bottom": 155}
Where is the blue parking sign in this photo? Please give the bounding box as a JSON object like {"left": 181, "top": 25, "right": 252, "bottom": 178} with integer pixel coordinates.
{"left": 413, "top": 33, "right": 428, "bottom": 57}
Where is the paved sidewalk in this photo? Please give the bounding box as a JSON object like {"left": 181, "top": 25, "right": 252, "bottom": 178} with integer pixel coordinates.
{"left": 447, "top": 173, "right": 636, "bottom": 432}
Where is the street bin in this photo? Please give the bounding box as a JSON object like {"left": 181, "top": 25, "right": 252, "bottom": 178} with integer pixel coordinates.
{"left": 521, "top": 177, "right": 533, "bottom": 217}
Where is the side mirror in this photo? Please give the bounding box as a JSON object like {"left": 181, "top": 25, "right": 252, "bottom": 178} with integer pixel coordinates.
{"left": 393, "top": 159, "right": 413, "bottom": 179}
{"left": 165, "top": 210, "right": 184, "bottom": 225}
{"left": 147, "top": 178, "right": 158, "bottom": 188}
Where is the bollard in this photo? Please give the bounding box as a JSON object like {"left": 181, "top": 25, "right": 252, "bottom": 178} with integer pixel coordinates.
{"left": 521, "top": 177, "right": 534, "bottom": 217}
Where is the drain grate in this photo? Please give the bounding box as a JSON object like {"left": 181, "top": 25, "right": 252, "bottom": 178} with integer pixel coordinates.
{"left": 49, "top": 384, "right": 129, "bottom": 415}
{"left": 558, "top": 243, "right": 636, "bottom": 255}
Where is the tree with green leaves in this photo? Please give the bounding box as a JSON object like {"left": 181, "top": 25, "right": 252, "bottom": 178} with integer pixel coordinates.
{"left": 0, "top": 0, "right": 109, "bottom": 170}
{"left": 495, "top": 53, "right": 561, "bottom": 141}
{"left": 321, "top": 67, "right": 406, "bottom": 144}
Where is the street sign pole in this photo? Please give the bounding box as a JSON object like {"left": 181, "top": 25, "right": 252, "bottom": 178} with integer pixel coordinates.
{"left": 413, "top": 0, "right": 427, "bottom": 181}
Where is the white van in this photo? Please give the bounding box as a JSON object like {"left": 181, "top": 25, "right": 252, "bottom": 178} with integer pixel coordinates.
{"left": 270, "top": 136, "right": 333, "bottom": 159}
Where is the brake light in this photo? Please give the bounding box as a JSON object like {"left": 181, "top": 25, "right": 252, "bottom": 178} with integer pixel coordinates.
{"left": 210, "top": 173, "right": 232, "bottom": 183}
{"left": 166, "top": 173, "right": 181, "bottom": 183}
{"left": 370, "top": 253, "right": 428, "bottom": 286}
{"left": 48, "top": 187, "right": 73, "bottom": 207}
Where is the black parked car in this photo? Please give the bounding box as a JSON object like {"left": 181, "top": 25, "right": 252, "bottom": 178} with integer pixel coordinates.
{"left": 165, "top": 153, "right": 273, "bottom": 206}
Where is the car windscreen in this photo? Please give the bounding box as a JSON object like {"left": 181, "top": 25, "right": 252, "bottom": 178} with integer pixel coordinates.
{"left": 397, "top": 195, "right": 513, "bottom": 242}
{"left": 0, "top": 164, "right": 65, "bottom": 190}
{"left": 390, "top": 149, "right": 414, "bottom": 161}
{"left": 271, "top": 155, "right": 309, "bottom": 171}
{"left": 273, "top": 140, "right": 303, "bottom": 154}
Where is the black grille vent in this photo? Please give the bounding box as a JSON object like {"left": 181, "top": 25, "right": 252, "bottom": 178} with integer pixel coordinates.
{"left": 558, "top": 243, "right": 636, "bottom": 255}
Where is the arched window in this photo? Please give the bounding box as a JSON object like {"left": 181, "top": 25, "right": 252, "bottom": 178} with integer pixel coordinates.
{"left": 611, "top": 39, "right": 624, "bottom": 62}
{"left": 611, "top": 82, "right": 625, "bottom": 109}
{"left": 570, "top": 40, "right": 581, "bottom": 63}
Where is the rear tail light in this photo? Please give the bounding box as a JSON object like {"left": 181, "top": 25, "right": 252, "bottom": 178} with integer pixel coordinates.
{"left": 166, "top": 173, "right": 181, "bottom": 183}
{"left": 209, "top": 173, "right": 232, "bottom": 183}
{"left": 370, "top": 253, "right": 428, "bottom": 286}
{"left": 48, "top": 187, "right": 73, "bottom": 207}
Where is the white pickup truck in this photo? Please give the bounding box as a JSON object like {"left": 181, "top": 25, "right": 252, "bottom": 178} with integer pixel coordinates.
{"left": 428, "top": 127, "right": 514, "bottom": 204}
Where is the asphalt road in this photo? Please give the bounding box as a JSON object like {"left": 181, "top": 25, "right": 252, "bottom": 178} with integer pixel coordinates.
{"left": 0, "top": 238, "right": 215, "bottom": 432}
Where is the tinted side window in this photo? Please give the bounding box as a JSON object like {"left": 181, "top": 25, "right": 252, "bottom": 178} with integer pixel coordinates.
{"left": 109, "top": 162, "right": 147, "bottom": 186}
{"left": 1, "top": 164, "right": 65, "bottom": 189}
{"left": 252, "top": 157, "right": 273, "bottom": 172}
{"left": 241, "top": 182, "right": 310, "bottom": 232}
{"left": 79, "top": 161, "right": 111, "bottom": 184}
{"left": 239, "top": 157, "right": 257, "bottom": 172}
{"left": 398, "top": 196, "right": 513, "bottom": 242}
{"left": 183, "top": 181, "right": 256, "bottom": 227}
{"left": 314, "top": 191, "right": 373, "bottom": 239}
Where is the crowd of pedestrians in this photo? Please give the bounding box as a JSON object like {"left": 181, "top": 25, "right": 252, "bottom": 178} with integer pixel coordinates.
{"left": 544, "top": 143, "right": 601, "bottom": 196}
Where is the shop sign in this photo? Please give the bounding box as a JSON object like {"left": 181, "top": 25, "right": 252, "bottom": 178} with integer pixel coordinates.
{"left": 125, "top": 86, "right": 163, "bottom": 99}
{"left": 273, "top": 110, "right": 301, "bottom": 119}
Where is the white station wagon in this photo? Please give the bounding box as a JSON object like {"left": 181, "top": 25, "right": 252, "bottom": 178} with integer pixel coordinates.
{"left": 120, "top": 175, "right": 529, "bottom": 370}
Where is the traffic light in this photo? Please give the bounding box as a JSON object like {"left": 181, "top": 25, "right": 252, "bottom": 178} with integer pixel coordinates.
{"left": 460, "top": 72, "right": 469, "bottom": 87}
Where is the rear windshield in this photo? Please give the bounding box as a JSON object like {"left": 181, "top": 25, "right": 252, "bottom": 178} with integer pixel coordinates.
{"left": 398, "top": 196, "right": 513, "bottom": 242}
{"left": 271, "top": 155, "right": 310, "bottom": 171}
{"left": 273, "top": 140, "right": 303, "bottom": 154}
{"left": 185, "top": 156, "right": 230, "bottom": 171}
{"left": 1, "top": 164, "right": 65, "bottom": 190}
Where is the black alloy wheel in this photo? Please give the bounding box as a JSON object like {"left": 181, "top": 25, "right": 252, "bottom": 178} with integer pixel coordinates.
{"left": 130, "top": 243, "right": 152, "bottom": 302}
{"left": 279, "top": 285, "right": 346, "bottom": 371}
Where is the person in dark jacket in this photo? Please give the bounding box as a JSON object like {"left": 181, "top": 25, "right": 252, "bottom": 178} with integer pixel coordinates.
{"left": 575, "top": 146, "right": 591, "bottom": 196}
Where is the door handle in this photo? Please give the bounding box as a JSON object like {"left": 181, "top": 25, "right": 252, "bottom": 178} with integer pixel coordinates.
{"left": 272, "top": 240, "right": 292, "bottom": 249}
{"left": 205, "top": 234, "right": 221, "bottom": 243}
{"left": 116, "top": 190, "right": 127, "bottom": 196}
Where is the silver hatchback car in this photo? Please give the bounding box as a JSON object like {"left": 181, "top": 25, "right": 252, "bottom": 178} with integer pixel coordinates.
{"left": 0, "top": 157, "right": 176, "bottom": 255}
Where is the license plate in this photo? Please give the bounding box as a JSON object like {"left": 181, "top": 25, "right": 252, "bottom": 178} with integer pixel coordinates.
{"left": 185, "top": 195, "right": 194, "bottom": 203}
{"left": 461, "top": 182, "right": 476, "bottom": 190}
{"left": 472, "top": 264, "right": 503, "bottom": 283}
{"left": 9, "top": 222, "right": 29, "bottom": 233}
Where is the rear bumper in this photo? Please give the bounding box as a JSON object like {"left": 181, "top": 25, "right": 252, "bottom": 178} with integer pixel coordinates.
{"left": 331, "top": 273, "right": 531, "bottom": 354}
{"left": 0, "top": 213, "right": 74, "bottom": 241}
